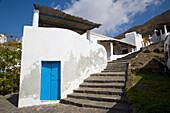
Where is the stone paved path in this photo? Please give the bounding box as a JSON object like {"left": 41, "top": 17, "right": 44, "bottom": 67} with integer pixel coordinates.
{"left": 0, "top": 94, "right": 117, "bottom": 113}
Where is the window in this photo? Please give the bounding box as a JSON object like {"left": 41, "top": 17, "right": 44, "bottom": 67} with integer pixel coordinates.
{"left": 122, "top": 49, "right": 128, "bottom": 54}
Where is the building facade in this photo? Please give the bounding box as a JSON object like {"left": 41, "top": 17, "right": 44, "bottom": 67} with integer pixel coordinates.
{"left": 0, "top": 34, "right": 7, "bottom": 43}
{"left": 18, "top": 5, "right": 107, "bottom": 107}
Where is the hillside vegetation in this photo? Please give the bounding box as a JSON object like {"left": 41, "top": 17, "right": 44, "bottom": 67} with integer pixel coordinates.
{"left": 130, "top": 41, "right": 165, "bottom": 72}
{"left": 126, "top": 41, "right": 170, "bottom": 113}
{"left": 0, "top": 41, "right": 22, "bottom": 95}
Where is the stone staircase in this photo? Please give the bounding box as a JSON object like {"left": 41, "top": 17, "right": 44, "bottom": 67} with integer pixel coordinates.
{"left": 60, "top": 62, "right": 131, "bottom": 112}
{"left": 60, "top": 51, "right": 141, "bottom": 112}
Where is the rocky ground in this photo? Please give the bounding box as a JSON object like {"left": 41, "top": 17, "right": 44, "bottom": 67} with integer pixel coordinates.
{"left": 130, "top": 41, "right": 166, "bottom": 73}
{"left": 0, "top": 93, "right": 118, "bottom": 113}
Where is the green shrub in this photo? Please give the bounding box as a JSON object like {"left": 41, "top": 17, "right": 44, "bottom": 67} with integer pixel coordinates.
{"left": 0, "top": 41, "right": 21, "bottom": 95}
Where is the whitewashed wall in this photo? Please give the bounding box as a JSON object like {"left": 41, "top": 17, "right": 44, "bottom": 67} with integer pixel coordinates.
{"left": 121, "top": 32, "right": 143, "bottom": 51}
{"left": 18, "top": 26, "right": 107, "bottom": 107}
{"left": 0, "top": 34, "right": 7, "bottom": 43}
{"left": 165, "top": 35, "right": 170, "bottom": 70}
{"left": 89, "top": 32, "right": 136, "bottom": 61}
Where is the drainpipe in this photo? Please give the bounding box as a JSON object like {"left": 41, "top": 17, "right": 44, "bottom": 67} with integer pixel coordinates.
{"left": 32, "top": 9, "right": 39, "bottom": 27}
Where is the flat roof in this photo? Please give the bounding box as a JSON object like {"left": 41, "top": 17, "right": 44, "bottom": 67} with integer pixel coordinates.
{"left": 91, "top": 32, "right": 136, "bottom": 47}
{"left": 34, "top": 4, "right": 101, "bottom": 34}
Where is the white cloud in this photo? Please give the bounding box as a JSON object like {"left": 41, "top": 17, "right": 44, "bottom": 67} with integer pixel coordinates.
{"left": 55, "top": 0, "right": 164, "bottom": 36}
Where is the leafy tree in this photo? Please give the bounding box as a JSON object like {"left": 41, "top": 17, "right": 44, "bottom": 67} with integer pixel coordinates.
{"left": 0, "top": 40, "right": 21, "bottom": 95}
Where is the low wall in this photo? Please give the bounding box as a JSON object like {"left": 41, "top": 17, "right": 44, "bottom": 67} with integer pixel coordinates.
{"left": 18, "top": 26, "right": 107, "bottom": 107}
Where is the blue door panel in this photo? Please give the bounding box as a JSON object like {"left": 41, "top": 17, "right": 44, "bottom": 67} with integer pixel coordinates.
{"left": 40, "top": 62, "right": 51, "bottom": 100}
{"left": 41, "top": 61, "right": 60, "bottom": 100}
{"left": 52, "top": 62, "right": 60, "bottom": 80}
{"left": 56, "top": 80, "right": 60, "bottom": 99}
{"left": 50, "top": 81, "right": 57, "bottom": 100}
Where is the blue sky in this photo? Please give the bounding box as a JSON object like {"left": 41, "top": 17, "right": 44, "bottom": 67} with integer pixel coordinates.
{"left": 0, "top": 0, "right": 169, "bottom": 39}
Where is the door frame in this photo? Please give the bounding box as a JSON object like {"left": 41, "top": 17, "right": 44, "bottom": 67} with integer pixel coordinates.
{"left": 39, "top": 59, "right": 62, "bottom": 102}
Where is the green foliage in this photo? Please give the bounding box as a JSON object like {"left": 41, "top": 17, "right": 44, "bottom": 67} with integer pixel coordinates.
{"left": 126, "top": 72, "right": 170, "bottom": 113}
{"left": 132, "top": 73, "right": 142, "bottom": 85}
{"left": 0, "top": 41, "right": 21, "bottom": 95}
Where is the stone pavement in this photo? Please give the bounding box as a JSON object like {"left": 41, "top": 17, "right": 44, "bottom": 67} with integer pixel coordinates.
{"left": 0, "top": 94, "right": 120, "bottom": 113}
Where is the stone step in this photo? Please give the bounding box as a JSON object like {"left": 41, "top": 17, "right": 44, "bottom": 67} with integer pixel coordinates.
{"left": 84, "top": 76, "right": 125, "bottom": 83}
{"left": 67, "top": 93, "right": 128, "bottom": 103}
{"left": 107, "top": 62, "right": 128, "bottom": 65}
{"left": 108, "top": 60, "right": 128, "bottom": 63}
{"left": 102, "top": 69, "right": 127, "bottom": 72}
{"left": 106, "top": 64, "right": 127, "bottom": 68}
{"left": 106, "top": 66, "right": 127, "bottom": 70}
{"left": 74, "top": 87, "right": 125, "bottom": 95}
{"left": 60, "top": 98, "right": 129, "bottom": 111}
{"left": 104, "top": 67, "right": 127, "bottom": 70}
{"left": 91, "top": 72, "right": 126, "bottom": 77}
{"left": 80, "top": 82, "right": 125, "bottom": 88}
{"left": 103, "top": 69, "right": 127, "bottom": 71}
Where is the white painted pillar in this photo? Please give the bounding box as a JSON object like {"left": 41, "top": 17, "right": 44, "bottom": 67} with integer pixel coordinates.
{"left": 87, "top": 30, "right": 90, "bottom": 40}
{"left": 164, "top": 25, "right": 167, "bottom": 37}
{"left": 160, "top": 29, "right": 163, "bottom": 41}
{"left": 32, "top": 10, "right": 39, "bottom": 27}
{"left": 110, "top": 42, "right": 113, "bottom": 60}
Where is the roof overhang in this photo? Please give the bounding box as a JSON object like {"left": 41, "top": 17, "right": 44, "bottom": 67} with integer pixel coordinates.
{"left": 98, "top": 39, "right": 136, "bottom": 48}
{"left": 34, "top": 4, "right": 101, "bottom": 35}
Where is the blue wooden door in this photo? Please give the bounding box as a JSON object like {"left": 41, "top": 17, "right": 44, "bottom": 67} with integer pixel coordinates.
{"left": 40, "top": 61, "right": 61, "bottom": 100}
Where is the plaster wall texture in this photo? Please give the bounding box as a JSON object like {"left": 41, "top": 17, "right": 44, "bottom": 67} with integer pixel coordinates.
{"left": 85, "top": 33, "right": 112, "bottom": 60}
{"left": 18, "top": 26, "right": 107, "bottom": 107}
{"left": 165, "top": 35, "right": 170, "bottom": 70}
{"left": 0, "top": 34, "right": 7, "bottom": 43}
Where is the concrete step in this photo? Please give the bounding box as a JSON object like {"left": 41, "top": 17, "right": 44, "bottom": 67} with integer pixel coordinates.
{"left": 107, "top": 62, "right": 128, "bottom": 65}
{"left": 80, "top": 82, "right": 125, "bottom": 88}
{"left": 60, "top": 98, "right": 129, "bottom": 111}
{"left": 104, "top": 67, "right": 127, "bottom": 70}
{"left": 91, "top": 72, "right": 126, "bottom": 77}
{"left": 108, "top": 60, "right": 128, "bottom": 63}
{"left": 103, "top": 69, "right": 127, "bottom": 72}
{"left": 84, "top": 76, "right": 125, "bottom": 83}
{"left": 67, "top": 93, "right": 128, "bottom": 103}
{"left": 73, "top": 87, "right": 125, "bottom": 95}
{"left": 106, "top": 66, "right": 127, "bottom": 70}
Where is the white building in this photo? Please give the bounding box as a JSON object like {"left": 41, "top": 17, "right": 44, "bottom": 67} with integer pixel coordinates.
{"left": 90, "top": 32, "right": 137, "bottom": 61}
{"left": 152, "top": 23, "right": 170, "bottom": 42}
{"left": 0, "top": 34, "right": 7, "bottom": 43}
{"left": 164, "top": 34, "right": 170, "bottom": 70}
{"left": 19, "top": 4, "right": 147, "bottom": 108}
{"left": 18, "top": 4, "right": 107, "bottom": 108}
{"left": 121, "top": 32, "right": 143, "bottom": 51}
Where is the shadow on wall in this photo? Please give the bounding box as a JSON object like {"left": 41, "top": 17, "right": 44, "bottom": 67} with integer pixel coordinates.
{"left": 7, "top": 94, "right": 19, "bottom": 107}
